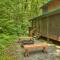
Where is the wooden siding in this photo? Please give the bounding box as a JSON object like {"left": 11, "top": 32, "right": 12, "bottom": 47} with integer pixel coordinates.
{"left": 48, "top": 0, "right": 60, "bottom": 11}
{"left": 48, "top": 13, "right": 60, "bottom": 36}
{"left": 40, "top": 17, "right": 47, "bottom": 37}
{"left": 31, "top": 13, "right": 60, "bottom": 41}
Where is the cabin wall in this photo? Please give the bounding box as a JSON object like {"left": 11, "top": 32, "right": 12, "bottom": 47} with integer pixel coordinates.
{"left": 40, "top": 17, "right": 47, "bottom": 37}
{"left": 48, "top": 13, "right": 60, "bottom": 36}
{"left": 36, "top": 18, "right": 40, "bottom": 33}
{"left": 31, "top": 0, "right": 60, "bottom": 41}
{"left": 31, "top": 13, "right": 60, "bottom": 41}
{"left": 48, "top": 0, "right": 60, "bottom": 11}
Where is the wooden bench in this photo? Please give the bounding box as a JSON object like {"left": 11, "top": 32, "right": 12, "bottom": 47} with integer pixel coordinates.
{"left": 24, "top": 44, "right": 48, "bottom": 56}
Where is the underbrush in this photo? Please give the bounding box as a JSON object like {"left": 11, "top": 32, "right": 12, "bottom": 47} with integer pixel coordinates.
{"left": 0, "top": 34, "right": 18, "bottom": 60}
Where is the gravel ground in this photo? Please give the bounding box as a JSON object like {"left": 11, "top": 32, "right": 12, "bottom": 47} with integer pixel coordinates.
{"left": 24, "top": 47, "right": 60, "bottom": 60}
{"left": 24, "top": 39, "right": 60, "bottom": 60}
{"left": 3, "top": 39, "right": 60, "bottom": 60}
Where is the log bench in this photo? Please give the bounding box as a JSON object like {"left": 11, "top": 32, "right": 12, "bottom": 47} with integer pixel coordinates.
{"left": 24, "top": 44, "right": 48, "bottom": 57}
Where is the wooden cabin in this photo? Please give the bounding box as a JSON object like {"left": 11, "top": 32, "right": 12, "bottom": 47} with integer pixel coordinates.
{"left": 30, "top": 0, "right": 60, "bottom": 42}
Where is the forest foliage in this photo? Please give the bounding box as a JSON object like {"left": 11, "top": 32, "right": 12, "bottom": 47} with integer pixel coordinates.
{"left": 0, "top": 0, "right": 48, "bottom": 59}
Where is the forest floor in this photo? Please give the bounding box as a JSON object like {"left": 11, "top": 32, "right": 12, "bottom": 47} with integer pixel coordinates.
{"left": 2, "top": 39, "right": 60, "bottom": 60}
{"left": 3, "top": 42, "right": 24, "bottom": 60}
